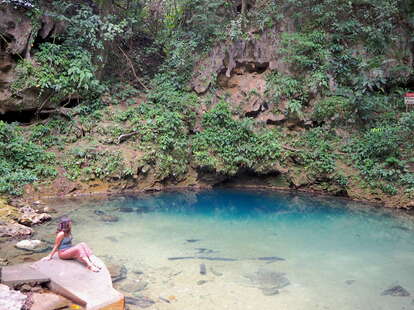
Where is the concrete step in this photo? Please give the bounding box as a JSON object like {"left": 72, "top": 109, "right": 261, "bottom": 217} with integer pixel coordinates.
{"left": 1, "top": 263, "right": 50, "bottom": 286}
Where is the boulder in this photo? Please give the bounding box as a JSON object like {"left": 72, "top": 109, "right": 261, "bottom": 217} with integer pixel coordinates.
{"left": 15, "top": 239, "right": 42, "bottom": 251}
{"left": 18, "top": 207, "right": 52, "bottom": 226}
{"left": 0, "top": 221, "right": 33, "bottom": 238}
{"left": 0, "top": 283, "right": 27, "bottom": 310}
{"left": 30, "top": 292, "right": 72, "bottom": 310}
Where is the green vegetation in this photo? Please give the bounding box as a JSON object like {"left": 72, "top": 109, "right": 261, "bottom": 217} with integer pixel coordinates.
{"left": 0, "top": 0, "right": 413, "bottom": 205}
{"left": 64, "top": 147, "right": 127, "bottom": 181}
{"left": 0, "top": 121, "right": 57, "bottom": 195}
{"left": 193, "top": 102, "right": 281, "bottom": 175}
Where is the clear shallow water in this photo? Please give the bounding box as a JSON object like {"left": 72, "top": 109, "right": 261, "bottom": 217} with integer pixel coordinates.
{"left": 37, "top": 189, "right": 414, "bottom": 310}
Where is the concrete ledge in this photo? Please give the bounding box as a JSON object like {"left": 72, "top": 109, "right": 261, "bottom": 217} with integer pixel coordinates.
{"left": 1, "top": 263, "right": 50, "bottom": 286}
{"left": 2, "top": 257, "right": 124, "bottom": 310}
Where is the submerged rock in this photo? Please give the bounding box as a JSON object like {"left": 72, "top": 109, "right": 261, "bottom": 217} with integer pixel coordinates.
{"left": 120, "top": 280, "right": 148, "bottom": 293}
{"left": 107, "top": 263, "right": 128, "bottom": 283}
{"left": 125, "top": 296, "right": 155, "bottom": 308}
{"left": 0, "top": 284, "right": 27, "bottom": 310}
{"left": 244, "top": 268, "right": 290, "bottom": 295}
{"left": 261, "top": 287, "right": 279, "bottom": 296}
{"left": 381, "top": 285, "right": 410, "bottom": 297}
{"left": 100, "top": 215, "right": 119, "bottom": 222}
{"left": 15, "top": 239, "right": 42, "bottom": 251}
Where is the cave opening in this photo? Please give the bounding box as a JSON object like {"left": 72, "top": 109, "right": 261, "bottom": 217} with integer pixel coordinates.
{"left": 0, "top": 109, "right": 49, "bottom": 124}
{"left": 214, "top": 168, "right": 283, "bottom": 188}
{"left": 0, "top": 97, "right": 81, "bottom": 124}
{"left": 245, "top": 62, "right": 269, "bottom": 74}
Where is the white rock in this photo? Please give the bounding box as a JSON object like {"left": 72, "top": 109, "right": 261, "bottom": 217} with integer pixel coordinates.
{"left": 15, "top": 239, "right": 42, "bottom": 250}
{"left": 0, "top": 284, "right": 26, "bottom": 310}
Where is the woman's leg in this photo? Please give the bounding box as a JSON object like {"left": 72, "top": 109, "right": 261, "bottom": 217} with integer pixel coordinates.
{"left": 58, "top": 245, "right": 98, "bottom": 272}
{"left": 78, "top": 242, "right": 93, "bottom": 257}
{"left": 77, "top": 242, "right": 101, "bottom": 269}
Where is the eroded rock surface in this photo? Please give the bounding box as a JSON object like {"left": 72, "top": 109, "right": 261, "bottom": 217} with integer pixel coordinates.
{"left": 0, "top": 283, "right": 27, "bottom": 310}
{"left": 0, "top": 4, "right": 63, "bottom": 113}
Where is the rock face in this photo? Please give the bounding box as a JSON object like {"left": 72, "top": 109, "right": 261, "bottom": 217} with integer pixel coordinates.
{"left": 0, "top": 4, "right": 63, "bottom": 114}
{"left": 191, "top": 24, "right": 293, "bottom": 95}
{"left": 0, "top": 283, "right": 27, "bottom": 310}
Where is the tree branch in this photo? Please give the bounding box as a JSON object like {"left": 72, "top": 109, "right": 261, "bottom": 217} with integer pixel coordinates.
{"left": 117, "top": 46, "right": 149, "bottom": 91}
{"left": 117, "top": 131, "right": 139, "bottom": 144}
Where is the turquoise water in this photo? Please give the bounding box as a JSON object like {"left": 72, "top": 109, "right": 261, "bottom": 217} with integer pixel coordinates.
{"left": 38, "top": 189, "right": 414, "bottom": 310}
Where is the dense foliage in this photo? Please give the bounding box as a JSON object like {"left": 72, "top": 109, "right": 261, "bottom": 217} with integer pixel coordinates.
{"left": 0, "top": 0, "right": 413, "bottom": 202}
{"left": 0, "top": 121, "right": 56, "bottom": 195}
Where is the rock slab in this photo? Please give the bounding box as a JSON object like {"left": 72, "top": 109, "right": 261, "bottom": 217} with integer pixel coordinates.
{"left": 0, "top": 283, "right": 27, "bottom": 310}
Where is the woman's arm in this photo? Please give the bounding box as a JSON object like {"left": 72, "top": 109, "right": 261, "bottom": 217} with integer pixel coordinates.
{"left": 43, "top": 232, "right": 64, "bottom": 260}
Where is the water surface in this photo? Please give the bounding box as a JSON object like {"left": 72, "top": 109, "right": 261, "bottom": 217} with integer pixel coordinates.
{"left": 37, "top": 189, "right": 414, "bottom": 310}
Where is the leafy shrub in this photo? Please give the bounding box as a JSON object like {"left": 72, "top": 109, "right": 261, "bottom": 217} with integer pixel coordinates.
{"left": 281, "top": 31, "right": 330, "bottom": 72}
{"left": 313, "top": 96, "right": 351, "bottom": 122}
{"left": 192, "top": 101, "right": 281, "bottom": 175}
{"left": 296, "top": 127, "right": 338, "bottom": 176}
{"left": 64, "top": 147, "right": 125, "bottom": 181}
{"left": 13, "top": 43, "right": 102, "bottom": 102}
{"left": 0, "top": 121, "right": 57, "bottom": 195}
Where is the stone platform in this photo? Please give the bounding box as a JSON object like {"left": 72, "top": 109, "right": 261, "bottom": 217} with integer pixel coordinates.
{"left": 1, "top": 256, "right": 124, "bottom": 310}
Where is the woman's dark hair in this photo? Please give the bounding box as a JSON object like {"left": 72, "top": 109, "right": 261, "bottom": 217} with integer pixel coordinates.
{"left": 57, "top": 216, "right": 72, "bottom": 234}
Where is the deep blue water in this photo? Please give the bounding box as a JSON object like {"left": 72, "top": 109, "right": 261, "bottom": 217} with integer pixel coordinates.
{"left": 40, "top": 189, "right": 414, "bottom": 310}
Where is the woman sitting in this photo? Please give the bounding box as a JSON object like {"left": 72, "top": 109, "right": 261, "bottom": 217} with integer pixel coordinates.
{"left": 43, "top": 216, "right": 101, "bottom": 272}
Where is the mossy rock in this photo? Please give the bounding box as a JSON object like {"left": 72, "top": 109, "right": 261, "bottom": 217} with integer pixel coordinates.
{"left": 0, "top": 199, "right": 21, "bottom": 222}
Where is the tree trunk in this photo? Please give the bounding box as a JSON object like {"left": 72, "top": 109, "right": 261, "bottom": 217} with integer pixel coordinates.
{"left": 241, "top": 0, "right": 247, "bottom": 16}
